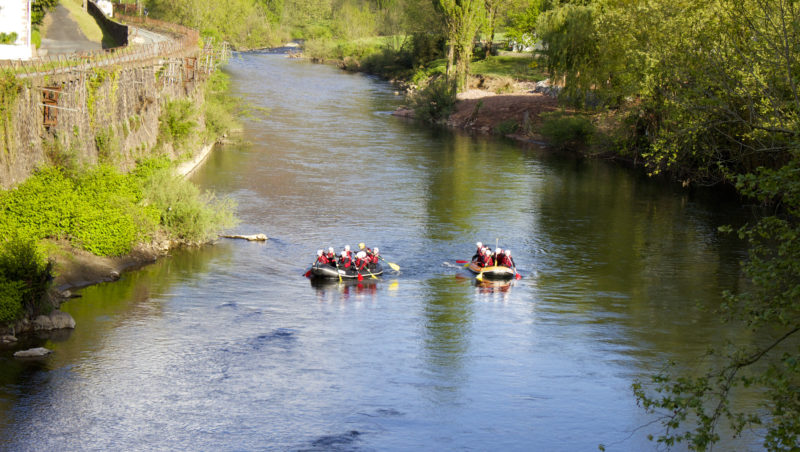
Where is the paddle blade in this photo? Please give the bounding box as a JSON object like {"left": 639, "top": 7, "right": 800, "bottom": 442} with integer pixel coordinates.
{"left": 476, "top": 273, "right": 484, "bottom": 282}
{"left": 455, "top": 260, "right": 470, "bottom": 264}
{"left": 370, "top": 273, "right": 378, "bottom": 280}
{"left": 304, "top": 269, "right": 311, "bottom": 278}
{"left": 463, "top": 262, "right": 471, "bottom": 267}
{"left": 388, "top": 262, "right": 400, "bottom": 271}
{"left": 515, "top": 273, "right": 522, "bottom": 280}
{"left": 358, "top": 273, "right": 364, "bottom": 281}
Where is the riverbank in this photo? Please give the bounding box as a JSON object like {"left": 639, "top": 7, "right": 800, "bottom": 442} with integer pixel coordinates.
{"left": 0, "top": 140, "right": 234, "bottom": 340}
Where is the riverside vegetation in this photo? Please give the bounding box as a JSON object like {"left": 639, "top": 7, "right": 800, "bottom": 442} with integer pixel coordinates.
{"left": 27, "top": 0, "right": 800, "bottom": 449}
{"left": 0, "top": 66, "right": 239, "bottom": 329}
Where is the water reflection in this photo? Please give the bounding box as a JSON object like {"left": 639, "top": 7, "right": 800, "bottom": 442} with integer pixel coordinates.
{"left": 0, "top": 53, "right": 761, "bottom": 450}
{"left": 421, "top": 277, "right": 473, "bottom": 401}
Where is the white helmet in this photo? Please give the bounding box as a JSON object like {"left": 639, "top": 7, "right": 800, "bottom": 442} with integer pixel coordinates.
{"left": 484, "top": 248, "right": 491, "bottom": 255}
{"left": 328, "top": 247, "right": 334, "bottom": 253}
{"left": 341, "top": 250, "right": 348, "bottom": 257}
{"left": 345, "top": 245, "right": 351, "bottom": 251}
{"left": 373, "top": 247, "right": 379, "bottom": 253}
{"left": 505, "top": 249, "right": 511, "bottom": 256}
{"left": 476, "top": 242, "right": 483, "bottom": 248}
{"left": 496, "top": 248, "right": 503, "bottom": 254}
{"left": 317, "top": 249, "right": 323, "bottom": 256}
{"left": 357, "top": 251, "right": 366, "bottom": 258}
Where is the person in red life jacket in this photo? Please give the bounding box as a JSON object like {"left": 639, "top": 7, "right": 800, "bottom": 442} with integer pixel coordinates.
{"left": 316, "top": 249, "right": 330, "bottom": 265}
{"left": 370, "top": 247, "right": 380, "bottom": 265}
{"left": 338, "top": 250, "right": 352, "bottom": 269}
{"left": 496, "top": 249, "right": 513, "bottom": 268}
{"left": 359, "top": 242, "right": 375, "bottom": 261}
{"left": 326, "top": 247, "right": 336, "bottom": 262}
{"left": 343, "top": 245, "right": 353, "bottom": 260}
{"left": 504, "top": 249, "right": 516, "bottom": 269}
{"left": 354, "top": 251, "right": 369, "bottom": 272}
{"left": 480, "top": 248, "right": 493, "bottom": 267}
{"left": 472, "top": 242, "right": 484, "bottom": 261}
{"left": 493, "top": 248, "right": 503, "bottom": 266}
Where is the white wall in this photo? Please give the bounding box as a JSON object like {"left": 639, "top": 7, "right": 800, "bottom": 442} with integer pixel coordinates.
{"left": 0, "top": 0, "right": 32, "bottom": 60}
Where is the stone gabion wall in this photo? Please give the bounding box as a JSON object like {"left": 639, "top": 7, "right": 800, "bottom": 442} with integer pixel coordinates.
{"left": 0, "top": 10, "right": 218, "bottom": 189}
{"left": 0, "top": 55, "right": 207, "bottom": 189}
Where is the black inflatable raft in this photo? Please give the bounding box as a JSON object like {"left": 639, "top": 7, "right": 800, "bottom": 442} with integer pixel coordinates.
{"left": 308, "top": 262, "right": 384, "bottom": 280}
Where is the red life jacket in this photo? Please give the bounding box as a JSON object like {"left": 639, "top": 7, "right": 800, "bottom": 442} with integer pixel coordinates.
{"left": 497, "top": 254, "right": 511, "bottom": 267}
{"left": 339, "top": 257, "right": 352, "bottom": 268}
{"left": 316, "top": 255, "right": 329, "bottom": 265}
{"left": 326, "top": 252, "right": 336, "bottom": 262}
{"left": 355, "top": 257, "right": 368, "bottom": 270}
{"left": 480, "top": 254, "right": 493, "bottom": 267}
{"left": 370, "top": 254, "right": 379, "bottom": 264}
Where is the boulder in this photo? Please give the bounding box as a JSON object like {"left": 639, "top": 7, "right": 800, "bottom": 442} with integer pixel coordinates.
{"left": 50, "top": 311, "right": 76, "bottom": 329}
{"left": 32, "top": 311, "right": 76, "bottom": 331}
{"left": 32, "top": 315, "right": 54, "bottom": 331}
{"left": 14, "top": 347, "right": 52, "bottom": 358}
{"left": 1, "top": 335, "right": 17, "bottom": 343}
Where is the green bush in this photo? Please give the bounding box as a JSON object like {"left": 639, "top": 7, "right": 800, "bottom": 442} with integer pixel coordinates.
{"left": 495, "top": 119, "right": 520, "bottom": 135}
{"left": 539, "top": 112, "right": 595, "bottom": 150}
{"left": 141, "top": 168, "right": 238, "bottom": 244}
{"left": 159, "top": 99, "right": 198, "bottom": 148}
{"left": 204, "top": 71, "right": 239, "bottom": 139}
{"left": 410, "top": 76, "right": 457, "bottom": 123}
{"left": 0, "top": 167, "right": 81, "bottom": 240}
{"left": 0, "top": 237, "right": 53, "bottom": 320}
{"left": 0, "top": 278, "right": 25, "bottom": 325}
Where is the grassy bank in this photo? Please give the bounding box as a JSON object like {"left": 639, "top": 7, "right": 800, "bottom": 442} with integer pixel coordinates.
{"left": 0, "top": 159, "right": 238, "bottom": 326}
{"left": 0, "top": 64, "right": 242, "bottom": 329}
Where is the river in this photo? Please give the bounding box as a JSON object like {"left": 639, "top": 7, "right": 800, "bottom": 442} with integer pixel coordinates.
{"left": 0, "top": 52, "right": 757, "bottom": 450}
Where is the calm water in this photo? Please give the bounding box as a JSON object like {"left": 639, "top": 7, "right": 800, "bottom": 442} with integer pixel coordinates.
{"left": 1, "top": 53, "right": 756, "bottom": 450}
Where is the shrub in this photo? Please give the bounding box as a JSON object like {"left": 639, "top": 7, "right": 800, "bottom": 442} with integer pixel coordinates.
{"left": 159, "top": 99, "right": 198, "bottom": 149}
{"left": 495, "top": 119, "right": 520, "bottom": 135}
{"left": 539, "top": 112, "right": 594, "bottom": 150}
{"left": 0, "top": 278, "right": 25, "bottom": 325}
{"left": 410, "top": 76, "right": 457, "bottom": 124}
{"left": 0, "top": 166, "right": 80, "bottom": 240}
{"left": 141, "top": 168, "right": 238, "bottom": 244}
{"left": 204, "top": 71, "right": 239, "bottom": 139}
{"left": 0, "top": 237, "right": 53, "bottom": 319}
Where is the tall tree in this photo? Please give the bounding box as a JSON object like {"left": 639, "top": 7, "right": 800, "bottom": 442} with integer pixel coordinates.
{"left": 436, "top": 0, "right": 485, "bottom": 91}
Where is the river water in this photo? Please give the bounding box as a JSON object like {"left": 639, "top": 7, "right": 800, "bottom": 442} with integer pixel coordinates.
{"left": 1, "top": 53, "right": 758, "bottom": 450}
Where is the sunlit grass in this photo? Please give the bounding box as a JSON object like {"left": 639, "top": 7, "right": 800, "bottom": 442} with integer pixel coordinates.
{"left": 470, "top": 55, "right": 546, "bottom": 82}
{"left": 58, "top": 0, "right": 105, "bottom": 44}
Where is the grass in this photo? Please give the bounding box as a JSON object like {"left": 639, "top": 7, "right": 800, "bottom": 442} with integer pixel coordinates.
{"left": 58, "top": 0, "right": 105, "bottom": 44}
{"left": 470, "top": 55, "right": 547, "bottom": 82}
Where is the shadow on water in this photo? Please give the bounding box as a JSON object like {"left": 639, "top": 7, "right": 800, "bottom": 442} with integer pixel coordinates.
{"left": 0, "top": 52, "right": 764, "bottom": 450}
{"left": 420, "top": 276, "right": 474, "bottom": 400}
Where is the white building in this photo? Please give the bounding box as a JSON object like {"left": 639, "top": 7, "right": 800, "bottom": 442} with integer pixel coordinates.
{"left": 97, "top": 0, "right": 113, "bottom": 17}
{"left": 0, "top": 0, "right": 32, "bottom": 60}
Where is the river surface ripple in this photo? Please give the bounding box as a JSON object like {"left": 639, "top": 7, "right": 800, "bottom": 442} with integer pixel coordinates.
{"left": 0, "top": 53, "right": 756, "bottom": 451}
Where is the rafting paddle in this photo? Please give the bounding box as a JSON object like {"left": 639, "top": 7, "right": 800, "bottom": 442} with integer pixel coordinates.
{"left": 378, "top": 255, "right": 400, "bottom": 271}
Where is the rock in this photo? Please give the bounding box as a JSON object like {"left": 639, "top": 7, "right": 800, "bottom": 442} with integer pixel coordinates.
{"left": 221, "top": 234, "right": 268, "bottom": 241}
{"left": 32, "top": 311, "right": 76, "bottom": 331}
{"left": 392, "top": 107, "right": 415, "bottom": 118}
{"left": 1, "top": 335, "right": 17, "bottom": 343}
{"left": 49, "top": 311, "right": 76, "bottom": 329}
{"left": 32, "top": 315, "right": 54, "bottom": 331}
{"left": 109, "top": 270, "right": 120, "bottom": 280}
{"left": 14, "top": 347, "right": 52, "bottom": 358}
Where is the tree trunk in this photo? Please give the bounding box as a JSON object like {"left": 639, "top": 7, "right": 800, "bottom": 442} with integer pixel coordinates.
{"left": 446, "top": 42, "right": 454, "bottom": 80}
{"left": 484, "top": 7, "right": 496, "bottom": 59}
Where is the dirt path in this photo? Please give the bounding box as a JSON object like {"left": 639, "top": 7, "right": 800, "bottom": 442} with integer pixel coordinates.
{"left": 38, "top": 4, "right": 102, "bottom": 56}
{"left": 447, "top": 89, "right": 559, "bottom": 138}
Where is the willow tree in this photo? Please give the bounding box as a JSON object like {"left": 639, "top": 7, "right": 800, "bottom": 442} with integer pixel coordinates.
{"left": 436, "top": 0, "right": 485, "bottom": 91}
